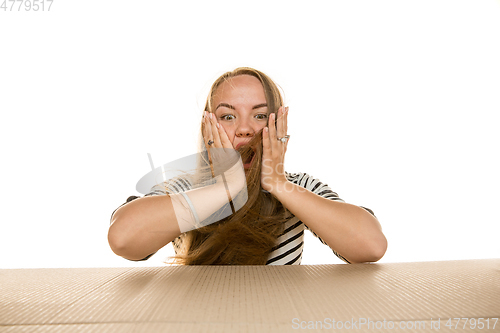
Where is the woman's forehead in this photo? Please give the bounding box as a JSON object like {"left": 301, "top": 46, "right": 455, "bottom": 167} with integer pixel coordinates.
{"left": 214, "top": 75, "right": 265, "bottom": 100}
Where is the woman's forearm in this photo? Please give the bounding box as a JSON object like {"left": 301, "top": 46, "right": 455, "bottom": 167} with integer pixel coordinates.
{"left": 271, "top": 182, "right": 387, "bottom": 263}
{"left": 108, "top": 177, "right": 245, "bottom": 261}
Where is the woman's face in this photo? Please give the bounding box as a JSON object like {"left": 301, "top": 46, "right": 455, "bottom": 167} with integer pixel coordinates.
{"left": 212, "top": 75, "right": 269, "bottom": 151}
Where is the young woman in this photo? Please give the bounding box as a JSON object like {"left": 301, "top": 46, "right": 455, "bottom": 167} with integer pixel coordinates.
{"left": 108, "top": 67, "right": 387, "bottom": 265}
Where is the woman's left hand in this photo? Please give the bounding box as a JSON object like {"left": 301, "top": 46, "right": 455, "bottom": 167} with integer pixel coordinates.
{"left": 261, "top": 106, "right": 289, "bottom": 195}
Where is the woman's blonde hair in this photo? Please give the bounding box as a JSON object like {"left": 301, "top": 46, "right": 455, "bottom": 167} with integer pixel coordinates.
{"left": 168, "top": 67, "right": 292, "bottom": 265}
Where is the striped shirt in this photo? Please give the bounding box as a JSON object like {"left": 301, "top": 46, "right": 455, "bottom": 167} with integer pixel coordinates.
{"left": 111, "top": 172, "right": 375, "bottom": 264}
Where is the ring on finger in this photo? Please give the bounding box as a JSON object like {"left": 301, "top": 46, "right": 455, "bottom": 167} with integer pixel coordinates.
{"left": 277, "top": 135, "right": 290, "bottom": 143}
{"left": 208, "top": 140, "right": 214, "bottom": 146}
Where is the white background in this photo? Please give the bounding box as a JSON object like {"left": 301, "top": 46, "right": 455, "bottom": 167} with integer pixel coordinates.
{"left": 1, "top": 0, "right": 499, "bottom": 268}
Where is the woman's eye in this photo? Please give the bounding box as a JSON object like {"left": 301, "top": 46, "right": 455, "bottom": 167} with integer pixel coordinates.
{"left": 220, "top": 114, "right": 235, "bottom": 121}
{"left": 255, "top": 114, "right": 268, "bottom": 120}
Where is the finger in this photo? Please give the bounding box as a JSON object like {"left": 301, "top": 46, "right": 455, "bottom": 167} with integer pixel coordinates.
{"left": 209, "top": 113, "right": 223, "bottom": 147}
{"left": 276, "top": 106, "right": 285, "bottom": 139}
{"left": 262, "top": 126, "right": 271, "bottom": 164}
{"left": 203, "top": 112, "right": 214, "bottom": 148}
{"left": 284, "top": 106, "right": 288, "bottom": 136}
{"left": 269, "top": 112, "right": 279, "bottom": 156}
{"left": 262, "top": 126, "right": 269, "bottom": 152}
{"left": 276, "top": 107, "right": 287, "bottom": 163}
{"left": 284, "top": 106, "right": 289, "bottom": 153}
{"left": 216, "top": 121, "right": 233, "bottom": 149}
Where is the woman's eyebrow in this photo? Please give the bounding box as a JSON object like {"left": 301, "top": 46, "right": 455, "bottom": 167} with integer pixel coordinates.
{"left": 215, "top": 103, "right": 235, "bottom": 110}
{"left": 215, "top": 103, "right": 268, "bottom": 110}
{"left": 252, "top": 103, "right": 268, "bottom": 110}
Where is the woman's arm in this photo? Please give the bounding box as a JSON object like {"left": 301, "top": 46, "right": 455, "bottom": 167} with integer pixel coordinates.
{"left": 271, "top": 182, "right": 387, "bottom": 263}
{"left": 108, "top": 195, "right": 180, "bottom": 261}
{"left": 261, "top": 108, "right": 387, "bottom": 263}
{"left": 108, "top": 161, "right": 246, "bottom": 261}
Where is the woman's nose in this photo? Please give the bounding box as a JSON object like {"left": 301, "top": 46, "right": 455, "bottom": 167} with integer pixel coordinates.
{"left": 235, "top": 119, "right": 254, "bottom": 137}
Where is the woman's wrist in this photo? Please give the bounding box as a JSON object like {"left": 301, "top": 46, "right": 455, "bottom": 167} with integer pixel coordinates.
{"left": 265, "top": 178, "right": 297, "bottom": 200}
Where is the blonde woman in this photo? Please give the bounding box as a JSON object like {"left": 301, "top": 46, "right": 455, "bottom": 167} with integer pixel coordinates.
{"left": 108, "top": 67, "right": 387, "bottom": 265}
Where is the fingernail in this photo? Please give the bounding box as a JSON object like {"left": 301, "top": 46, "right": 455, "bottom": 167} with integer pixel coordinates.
{"left": 285, "top": 106, "right": 289, "bottom": 114}
{"left": 216, "top": 123, "right": 220, "bottom": 129}
{"left": 265, "top": 127, "right": 268, "bottom": 132}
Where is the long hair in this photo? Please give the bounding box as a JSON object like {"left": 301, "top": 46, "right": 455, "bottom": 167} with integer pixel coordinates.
{"left": 168, "top": 67, "right": 292, "bottom": 265}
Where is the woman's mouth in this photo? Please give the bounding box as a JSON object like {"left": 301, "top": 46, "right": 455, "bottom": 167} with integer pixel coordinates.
{"left": 243, "top": 152, "right": 255, "bottom": 169}
{"left": 237, "top": 144, "right": 256, "bottom": 170}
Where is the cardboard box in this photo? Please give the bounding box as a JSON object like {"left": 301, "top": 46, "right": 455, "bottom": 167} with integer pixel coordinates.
{"left": 1, "top": 259, "right": 499, "bottom": 332}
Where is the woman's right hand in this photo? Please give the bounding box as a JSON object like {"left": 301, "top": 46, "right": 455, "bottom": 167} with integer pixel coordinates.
{"left": 202, "top": 111, "right": 234, "bottom": 151}
{"left": 202, "top": 111, "right": 245, "bottom": 191}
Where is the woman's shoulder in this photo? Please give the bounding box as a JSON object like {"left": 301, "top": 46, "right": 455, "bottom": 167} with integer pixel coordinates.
{"left": 146, "top": 174, "right": 194, "bottom": 196}
{"left": 285, "top": 171, "right": 327, "bottom": 188}
{"left": 285, "top": 171, "right": 343, "bottom": 201}
{"left": 286, "top": 171, "right": 375, "bottom": 217}
{"left": 285, "top": 171, "right": 316, "bottom": 182}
